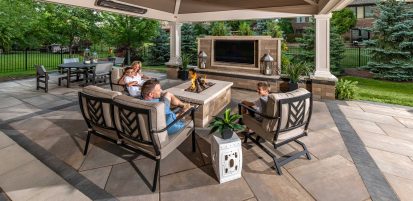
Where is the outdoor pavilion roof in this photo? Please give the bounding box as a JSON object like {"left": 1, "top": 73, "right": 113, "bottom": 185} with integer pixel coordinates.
{"left": 44, "top": 0, "right": 354, "bottom": 22}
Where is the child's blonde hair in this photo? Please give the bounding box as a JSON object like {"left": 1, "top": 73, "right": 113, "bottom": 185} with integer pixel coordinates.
{"left": 257, "top": 82, "right": 270, "bottom": 91}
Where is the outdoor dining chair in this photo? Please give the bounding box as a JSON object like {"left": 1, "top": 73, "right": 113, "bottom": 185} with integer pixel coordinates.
{"left": 86, "top": 62, "right": 113, "bottom": 85}
{"left": 238, "top": 88, "right": 313, "bottom": 175}
{"left": 114, "top": 57, "right": 125, "bottom": 67}
{"left": 35, "top": 64, "right": 49, "bottom": 93}
{"left": 62, "top": 57, "right": 83, "bottom": 81}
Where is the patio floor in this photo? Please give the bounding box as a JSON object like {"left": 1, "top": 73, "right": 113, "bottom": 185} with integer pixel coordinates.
{"left": 0, "top": 73, "right": 413, "bottom": 201}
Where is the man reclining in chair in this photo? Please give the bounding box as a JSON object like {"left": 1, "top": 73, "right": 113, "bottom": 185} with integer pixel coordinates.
{"left": 141, "top": 79, "right": 192, "bottom": 135}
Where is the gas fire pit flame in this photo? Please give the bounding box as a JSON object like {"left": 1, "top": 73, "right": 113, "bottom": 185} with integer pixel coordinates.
{"left": 185, "top": 70, "right": 214, "bottom": 93}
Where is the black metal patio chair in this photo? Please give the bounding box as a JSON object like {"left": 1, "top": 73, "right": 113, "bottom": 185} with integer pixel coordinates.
{"left": 238, "top": 88, "right": 313, "bottom": 175}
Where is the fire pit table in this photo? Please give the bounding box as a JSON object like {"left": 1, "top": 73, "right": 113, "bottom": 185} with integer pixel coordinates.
{"left": 165, "top": 79, "right": 233, "bottom": 127}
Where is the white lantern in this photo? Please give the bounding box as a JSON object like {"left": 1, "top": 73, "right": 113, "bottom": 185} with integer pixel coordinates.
{"left": 260, "top": 53, "right": 275, "bottom": 75}
{"left": 198, "top": 51, "right": 208, "bottom": 69}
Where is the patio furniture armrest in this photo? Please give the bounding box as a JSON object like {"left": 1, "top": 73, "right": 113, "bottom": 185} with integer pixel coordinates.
{"left": 152, "top": 106, "right": 195, "bottom": 133}
{"left": 238, "top": 103, "right": 278, "bottom": 120}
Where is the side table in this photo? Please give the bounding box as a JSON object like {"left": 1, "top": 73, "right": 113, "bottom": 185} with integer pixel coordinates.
{"left": 211, "top": 132, "right": 242, "bottom": 183}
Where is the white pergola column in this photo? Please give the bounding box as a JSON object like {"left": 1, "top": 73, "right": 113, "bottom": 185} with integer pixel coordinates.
{"left": 166, "top": 21, "right": 182, "bottom": 65}
{"left": 314, "top": 14, "right": 336, "bottom": 81}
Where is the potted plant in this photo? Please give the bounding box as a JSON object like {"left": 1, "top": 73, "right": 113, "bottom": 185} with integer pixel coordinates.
{"left": 283, "top": 62, "right": 310, "bottom": 91}
{"left": 208, "top": 108, "right": 244, "bottom": 139}
{"left": 178, "top": 54, "right": 191, "bottom": 81}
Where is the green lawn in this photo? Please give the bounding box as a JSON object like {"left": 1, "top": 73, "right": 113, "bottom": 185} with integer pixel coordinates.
{"left": 341, "top": 76, "right": 413, "bottom": 107}
{"left": 0, "top": 51, "right": 111, "bottom": 73}
{"left": 142, "top": 65, "right": 167, "bottom": 73}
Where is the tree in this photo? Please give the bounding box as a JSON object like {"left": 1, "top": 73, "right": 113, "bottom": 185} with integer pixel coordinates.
{"left": 364, "top": 0, "right": 413, "bottom": 81}
{"left": 103, "top": 14, "right": 159, "bottom": 64}
{"left": 145, "top": 28, "right": 169, "bottom": 65}
{"left": 210, "top": 22, "right": 230, "bottom": 36}
{"left": 193, "top": 23, "right": 210, "bottom": 36}
{"left": 278, "top": 18, "right": 294, "bottom": 35}
{"left": 255, "top": 19, "right": 271, "bottom": 35}
{"left": 331, "top": 8, "right": 357, "bottom": 35}
{"left": 0, "top": 0, "right": 40, "bottom": 50}
{"left": 181, "top": 23, "right": 198, "bottom": 64}
{"left": 295, "top": 20, "right": 345, "bottom": 74}
{"left": 238, "top": 21, "right": 254, "bottom": 36}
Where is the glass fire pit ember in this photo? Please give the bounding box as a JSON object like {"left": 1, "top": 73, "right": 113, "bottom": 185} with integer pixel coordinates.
{"left": 185, "top": 69, "right": 214, "bottom": 93}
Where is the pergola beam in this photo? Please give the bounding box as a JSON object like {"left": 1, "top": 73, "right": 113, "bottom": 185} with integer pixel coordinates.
{"left": 43, "top": 0, "right": 175, "bottom": 21}
{"left": 177, "top": 5, "right": 316, "bottom": 22}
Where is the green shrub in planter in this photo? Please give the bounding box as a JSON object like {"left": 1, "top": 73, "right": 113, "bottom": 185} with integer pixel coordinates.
{"left": 336, "top": 79, "right": 358, "bottom": 100}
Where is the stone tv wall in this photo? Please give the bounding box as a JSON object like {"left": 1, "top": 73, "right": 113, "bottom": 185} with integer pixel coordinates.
{"left": 198, "top": 36, "right": 282, "bottom": 76}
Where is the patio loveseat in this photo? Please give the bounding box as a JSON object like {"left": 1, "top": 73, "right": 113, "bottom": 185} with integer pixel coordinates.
{"left": 78, "top": 85, "right": 196, "bottom": 192}
{"left": 238, "top": 88, "right": 313, "bottom": 175}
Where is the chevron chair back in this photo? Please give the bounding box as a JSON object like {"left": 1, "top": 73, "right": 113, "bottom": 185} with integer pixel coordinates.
{"left": 239, "top": 88, "right": 313, "bottom": 175}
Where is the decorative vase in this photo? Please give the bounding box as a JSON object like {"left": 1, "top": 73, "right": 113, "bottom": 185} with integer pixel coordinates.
{"left": 221, "top": 128, "right": 233, "bottom": 139}
{"left": 180, "top": 70, "right": 189, "bottom": 81}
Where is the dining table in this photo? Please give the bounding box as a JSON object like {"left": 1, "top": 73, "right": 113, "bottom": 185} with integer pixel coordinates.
{"left": 58, "top": 61, "right": 111, "bottom": 88}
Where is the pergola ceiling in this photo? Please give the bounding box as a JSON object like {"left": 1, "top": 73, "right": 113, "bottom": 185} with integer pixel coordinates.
{"left": 44, "top": 0, "right": 354, "bottom": 22}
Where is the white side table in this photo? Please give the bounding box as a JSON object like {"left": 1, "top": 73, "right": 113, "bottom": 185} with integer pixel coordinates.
{"left": 211, "top": 132, "right": 242, "bottom": 183}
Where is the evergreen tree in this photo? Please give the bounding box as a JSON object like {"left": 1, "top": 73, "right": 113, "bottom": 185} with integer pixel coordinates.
{"left": 295, "top": 20, "right": 345, "bottom": 74}
{"left": 238, "top": 21, "right": 254, "bottom": 35}
{"left": 364, "top": 0, "right": 413, "bottom": 81}
{"left": 255, "top": 19, "right": 271, "bottom": 35}
{"left": 145, "top": 28, "right": 169, "bottom": 65}
{"left": 181, "top": 23, "right": 197, "bottom": 65}
{"left": 210, "top": 22, "right": 230, "bottom": 36}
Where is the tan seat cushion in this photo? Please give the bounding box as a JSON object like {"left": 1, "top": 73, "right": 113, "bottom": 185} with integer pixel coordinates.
{"left": 160, "top": 120, "right": 194, "bottom": 159}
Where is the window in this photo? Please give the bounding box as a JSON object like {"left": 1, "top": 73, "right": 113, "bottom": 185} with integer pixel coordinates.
{"left": 351, "top": 28, "right": 370, "bottom": 42}
{"left": 296, "top": 17, "right": 307, "bottom": 23}
{"left": 349, "top": 7, "right": 356, "bottom": 17}
{"left": 357, "top": 6, "right": 364, "bottom": 18}
{"left": 364, "top": 5, "right": 375, "bottom": 18}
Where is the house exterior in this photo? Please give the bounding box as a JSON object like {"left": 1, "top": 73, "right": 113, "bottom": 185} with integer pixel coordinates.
{"left": 290, "top": 0, "right": 413, "bottom": 42}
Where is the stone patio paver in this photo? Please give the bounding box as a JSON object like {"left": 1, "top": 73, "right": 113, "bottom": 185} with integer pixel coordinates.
{"left": 378, "top": 124, "right": 413, "bottom": 142}
{"left": 160, "top": 165, "right": 254, "bottom": 201}
{"left": 395, "top": 117, "right": 413, "bottom": 128}
{"left": 1, "top": 76, "right": 413, "bottom": 200}
{"left": 358, "top": 130, "right": 413, "bottom": 157}
{"left": 80, "top": 166, "right": 113, "bottom": 189}
{"left": 367, "top": 147, "right": 413, "bottom": 181}
{"left": 384, "top": 173, "right": 413, "bottom": 201}
{"left": 289, "top": 155, "right": 370, "bottom": 201}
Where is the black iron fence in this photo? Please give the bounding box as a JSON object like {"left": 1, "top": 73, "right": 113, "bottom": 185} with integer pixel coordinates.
{"left": 286, "top": 46, "right": 372, "bottom": 68}
{"left": 0, "top": 49, "right": 111, "bottom": 73}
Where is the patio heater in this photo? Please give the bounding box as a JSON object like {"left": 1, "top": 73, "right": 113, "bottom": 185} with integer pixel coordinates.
{"left": 92, "top": 52, "right": 98, "bottom": 63}
{"left": 260, "top": 53, "right": 275, "bottom": 75}
{"left": 198, "top": 51, "right": 207, "bottom": 69}
{"left": 84, "top": 48, "right": 91, "bottom": 64}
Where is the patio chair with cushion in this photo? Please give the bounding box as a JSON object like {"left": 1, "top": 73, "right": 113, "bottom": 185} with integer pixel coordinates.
{"left": 78, "top": 85, "right": 196, "bottom": 192}
{"left": 109, "top": 67, "right": 129, "bottom": 95}
{"left": 114, "top": 57, "right": 125, "bottom": 67}
{"left": 35, "top": 65, "right": 49, "bottom": 93}
{"left": 238, "top": 88, "right": 313, "bottom": 175}
{"left": 85, "top": 62, "right": 113, "bottom": 85}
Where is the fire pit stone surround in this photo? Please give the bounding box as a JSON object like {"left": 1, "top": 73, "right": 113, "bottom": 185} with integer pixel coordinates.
{"left": 165, "top": 79, "right": 233, "bottom": 127}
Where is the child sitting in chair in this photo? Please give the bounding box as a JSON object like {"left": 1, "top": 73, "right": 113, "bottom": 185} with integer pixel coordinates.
{"left": 241, "top": 82, "right": 270, "bottom": 120}
{"left": 123, "top": 67, "right": 144, "bottom": 97}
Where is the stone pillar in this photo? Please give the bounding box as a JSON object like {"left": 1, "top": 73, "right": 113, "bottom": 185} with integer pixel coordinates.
{"left": 166, "top": 21, "right": 182, "bottom": 79}
{"left": 312, "top": 14, "right": 337, "bottom": 100}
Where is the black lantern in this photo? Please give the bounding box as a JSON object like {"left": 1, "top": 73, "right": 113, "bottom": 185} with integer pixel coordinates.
{"left": 83, "top": 48, "right": 91, "bottom": 64}
{"left": 198, "top": 51, "right": 207, "bottom": 69}
{"left": 260, "top": 53, "right": 275, "bottom": 75}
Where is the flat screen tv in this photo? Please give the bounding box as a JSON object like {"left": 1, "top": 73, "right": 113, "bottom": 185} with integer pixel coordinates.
{"left": 214, "top": 40, "right": 255, "bottom": 64}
